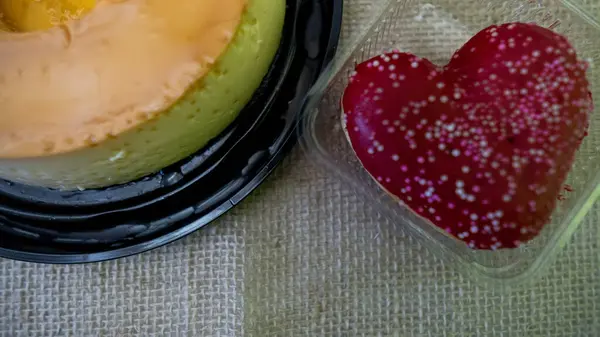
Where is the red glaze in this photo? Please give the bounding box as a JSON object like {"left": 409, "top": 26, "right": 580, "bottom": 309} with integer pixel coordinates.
{"left": 342, "top": 23, "right": 592, "bottom": 250}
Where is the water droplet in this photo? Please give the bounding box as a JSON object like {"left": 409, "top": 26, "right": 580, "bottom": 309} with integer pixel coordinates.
{"left": 162, "top": 172, "right": 183, "bottom": 187}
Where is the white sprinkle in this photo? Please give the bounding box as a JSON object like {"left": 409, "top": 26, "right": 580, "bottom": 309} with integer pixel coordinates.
{"left": 429, "top": 95, "right": 436, "bottom": 102}
{"left": 389, "top": 65, "right": 396, "bottom": 71}
{"left": 440, "top": 96, "right": 449, "bottom": 103}
{"left": 424, "top": 187, "right": 435, "bottom": 198}
{"left": 456, "top": 180, "right": 465, "bottom": 188}
{"left": 520, "top": 68, "right": 528, "bottom": 75}
{"left": 437, "top": 82, "right": 445, "bottom": 89}
{"left": 441, "top": 175, "right": 448, "bottom": 182}
{"left": 367, "top": 148, "right": 375, "bottom": 154}
{"left": 454, "top": 92, "right": 461, "bottom": 100}
{"left": 392, "top": 154, "right": 399, "bottom": 161}
{"left": 503, "top": 195, "right": 512, "bottom": 202}
{"left": 470, "top": 214, "right": 479, "bottom": 221}
{"left": 452, "top": 149, "right": 461, "bottom": 157}
{"left": 411, "top": 62, "right": 419, "bottom": 68}
{"left": 462, "top": 166, "right": 470, "bottom": 173}
{"left": 373, "top": 60, "right": 380, "bottom": 67}
{"left": 470, "top": 225, "right": 479, "bottom": 233}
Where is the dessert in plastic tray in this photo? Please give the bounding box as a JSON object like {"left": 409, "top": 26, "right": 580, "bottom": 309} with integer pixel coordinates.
{"left": 301, "top": 0, "right": 600, "bottom": 286}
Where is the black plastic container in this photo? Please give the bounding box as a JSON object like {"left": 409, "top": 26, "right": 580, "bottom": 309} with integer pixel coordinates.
{"left": 0, "top": 0, "right": 343, "bottom": 263}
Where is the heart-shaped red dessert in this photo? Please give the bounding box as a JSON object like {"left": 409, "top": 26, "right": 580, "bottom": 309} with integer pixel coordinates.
{"left": 342, "top": 23, "right": 592, "bottom": 250}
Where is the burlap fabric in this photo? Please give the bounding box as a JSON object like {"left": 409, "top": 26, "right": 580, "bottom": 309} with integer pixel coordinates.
{"left": 1, "top": 1, "right": 599, "bottom": 336}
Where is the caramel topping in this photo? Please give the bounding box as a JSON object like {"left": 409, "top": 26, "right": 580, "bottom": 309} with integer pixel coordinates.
{"left": 1, "top": 0, "right": 96, "bottom": 32}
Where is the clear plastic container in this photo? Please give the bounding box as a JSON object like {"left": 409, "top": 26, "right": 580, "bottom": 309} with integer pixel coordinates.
{"left": 300, "top": 0, "right": 600, "bottom": 286}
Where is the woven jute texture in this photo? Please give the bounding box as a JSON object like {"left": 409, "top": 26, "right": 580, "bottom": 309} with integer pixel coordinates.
{"left": 1, "top": 1, "right": 599, "bottom": 336}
